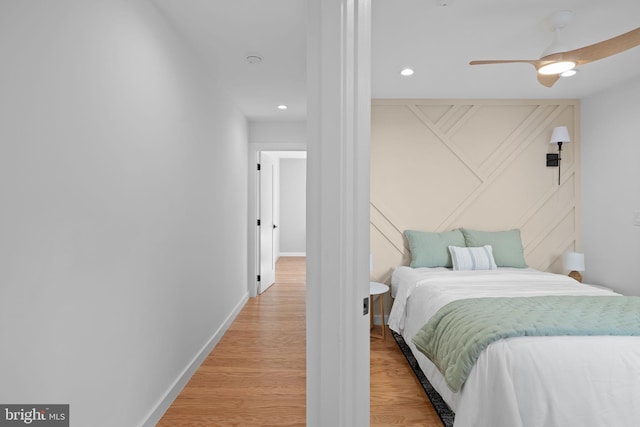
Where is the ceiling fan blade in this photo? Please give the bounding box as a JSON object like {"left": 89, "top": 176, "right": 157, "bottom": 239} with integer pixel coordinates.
{"left": 471, "top": 59, "right": 556, "bottom": 87}
{"left": 561, "top": 27, "right": 640, "bottom": 65}
{"left": 470, "top": 27, "right": 640, "bottom": 89}
{"left": 469, "top": 59, "right": 539, "bottom": 66}
{"left": 537, "top": 73, "right": 560, "bottom": 88}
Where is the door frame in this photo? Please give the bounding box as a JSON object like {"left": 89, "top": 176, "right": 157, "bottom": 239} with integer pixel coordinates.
{"left": 248, "top": 143, "right": 306, "bottom": 298}
{"left": 306, "top": 0, "right": 371, "bottom": 425}
{"left": 247, "top": 1, "right": 371, "bottom": 423}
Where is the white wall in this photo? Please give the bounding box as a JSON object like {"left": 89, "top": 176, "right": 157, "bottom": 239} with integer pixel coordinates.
{"left": 249, "top": 121, "right": 307, "bottom": 144}
{"left": 280, "top": 159, "right": 307, "bottom": 255}
{"left": 582, "top": 75, "right": 640, "bottom": 295}
{"left": 0, "top": 1, "right": 248, "bottom": 426}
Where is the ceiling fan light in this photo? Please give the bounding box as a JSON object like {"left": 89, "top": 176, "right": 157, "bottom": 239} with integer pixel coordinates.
{"left": 538, "top": 61, "right": 576, "bottom": 75}
{"left": 560, "top": 69, "right": 577, "bottom": 77}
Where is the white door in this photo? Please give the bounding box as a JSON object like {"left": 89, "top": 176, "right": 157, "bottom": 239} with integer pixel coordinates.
{"left": 258, "top": 152, "right": 277, "bottom": 293}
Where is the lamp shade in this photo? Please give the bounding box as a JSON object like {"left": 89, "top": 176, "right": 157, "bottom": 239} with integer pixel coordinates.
{"left": 550, "top": 126, "right": 571, "bottom": 144}
{"left": 563, "top": 251, "right": 585, "bottom": 272}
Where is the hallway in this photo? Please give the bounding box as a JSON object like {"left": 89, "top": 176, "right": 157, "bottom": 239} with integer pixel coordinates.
{"left": 158, "top": 256, "right": 441, "bottom": 426}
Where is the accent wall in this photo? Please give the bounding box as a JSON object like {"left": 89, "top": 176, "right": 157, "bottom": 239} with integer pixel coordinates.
{"left": 371, "top": 99, "right": 581, "bottom": 288}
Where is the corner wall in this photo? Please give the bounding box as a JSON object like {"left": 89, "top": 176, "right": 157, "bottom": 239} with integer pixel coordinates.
{"left": 0, "top": 1, "right": 248, "bottom": 426}
{"left": 371, "top": 99, "right": 581, "bottom": 284}
{"left": 582, "top": 76, "right": 640, "bottom": 295}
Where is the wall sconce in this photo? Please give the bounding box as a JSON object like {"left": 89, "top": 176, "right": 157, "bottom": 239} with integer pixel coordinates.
{"left": 546, "top": 126, "right": 571, "bottom": 185}
{"left": 564, "top": 251, "right": 585, "bottom": 283}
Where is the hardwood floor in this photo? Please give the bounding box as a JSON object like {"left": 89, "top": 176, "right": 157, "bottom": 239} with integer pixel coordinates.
{"left": 157, "top": 256, "right": 442, "bottom": 426}
{"left": 370, "top": 329, "right": 443, "bottom": 426}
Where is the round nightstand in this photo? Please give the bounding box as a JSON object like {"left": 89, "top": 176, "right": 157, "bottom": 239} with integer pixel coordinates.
{"left": 369, "top": 281, "right": 390, "bottom": 340}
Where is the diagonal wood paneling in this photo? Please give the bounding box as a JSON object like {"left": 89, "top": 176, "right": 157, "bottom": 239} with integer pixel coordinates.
{"left": 370, "top": 99, "right": 581, "bottom": 285}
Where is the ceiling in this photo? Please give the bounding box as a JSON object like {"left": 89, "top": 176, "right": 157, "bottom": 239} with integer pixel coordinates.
{"left": 152, "top": 0, "right": 640, "bottom": 122}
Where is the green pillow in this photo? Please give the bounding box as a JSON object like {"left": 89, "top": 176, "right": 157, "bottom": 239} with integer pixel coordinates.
{"left": 461, "top": 228, "right": 527, "bottom": 268}
{"left": 405, "top": 229, "right": 466, "bottom": 268}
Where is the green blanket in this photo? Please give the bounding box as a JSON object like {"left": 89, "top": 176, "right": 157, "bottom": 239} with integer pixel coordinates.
{"left": 412, "top": 295, "right": 640, "bottom": 393}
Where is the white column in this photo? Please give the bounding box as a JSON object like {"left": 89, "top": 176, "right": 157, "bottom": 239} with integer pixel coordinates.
{"left": 306, "top": 0, "right": 371, "bottom": 426}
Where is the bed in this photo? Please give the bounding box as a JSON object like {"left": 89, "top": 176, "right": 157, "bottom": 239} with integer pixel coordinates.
{"left": 388, "top": 228, "right": 640, "bottom": 427}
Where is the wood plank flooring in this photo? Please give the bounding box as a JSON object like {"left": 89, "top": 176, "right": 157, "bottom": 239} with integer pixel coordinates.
{"left": 157, "top": 257, "right": 442, "bottom": 426}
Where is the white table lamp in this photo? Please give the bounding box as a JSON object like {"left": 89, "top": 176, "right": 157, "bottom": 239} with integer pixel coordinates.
{"left": 564, "top": 251, "right": 585, "bottom": 282}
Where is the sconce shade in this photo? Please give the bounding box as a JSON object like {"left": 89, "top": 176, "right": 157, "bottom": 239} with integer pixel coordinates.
{"left": 548, "top": 126, "right": 571, "bottom": 185}
{"left": 564, "top": 251, "right": 585, "bottom": 272}
{"left": 550, "top": 126, "right": 571, "bottom": 144}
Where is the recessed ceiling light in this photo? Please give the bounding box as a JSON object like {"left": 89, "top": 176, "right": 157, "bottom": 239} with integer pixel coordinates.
{"left": 277, "top": 105, "right": 288, "bottom": 110}
{"left": 561, "top": 69, "right": 577, "bottom": 77}
{"left": 400, "top": 68, "right": 415, "bottom": 77}
{"left": 246, "top": 55, "right": 262, "bottom": 64}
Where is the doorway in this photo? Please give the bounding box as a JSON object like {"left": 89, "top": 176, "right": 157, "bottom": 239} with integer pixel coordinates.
{"left": 255, "top": 150, "right": 307, "bottom": 295}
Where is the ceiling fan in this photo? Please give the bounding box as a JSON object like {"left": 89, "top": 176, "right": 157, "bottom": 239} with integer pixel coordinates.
{"left": 469, "top": 11, "right": 640, "bottom": 88}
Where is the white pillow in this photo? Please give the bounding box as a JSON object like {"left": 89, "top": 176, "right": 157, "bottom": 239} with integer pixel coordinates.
{"left": 448, "top": 245, "right": 497, "bottom": 271}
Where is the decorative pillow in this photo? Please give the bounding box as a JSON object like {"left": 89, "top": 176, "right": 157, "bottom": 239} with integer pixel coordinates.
{"left": 405, "top": 229, "right": 466, "bottom": 268}
{"left": 461, "top": 228, "right": 527, "bottom": 268}
{"left": 448, "top": 245, "right": 497, "bottom": 271}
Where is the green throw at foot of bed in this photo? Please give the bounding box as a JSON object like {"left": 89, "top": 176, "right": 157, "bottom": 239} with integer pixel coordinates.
{"left": 412, "top": 295, "right": 640, "bottom": 392}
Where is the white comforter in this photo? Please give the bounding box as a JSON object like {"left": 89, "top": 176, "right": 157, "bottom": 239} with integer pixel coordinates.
{"left": 389, "top": 267, "right": 640, "bottom": 427}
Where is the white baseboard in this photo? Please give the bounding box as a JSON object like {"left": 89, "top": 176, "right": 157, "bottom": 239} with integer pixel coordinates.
{"left": 140, "top": 291, "right": 249, "bottom": 427}
{"left": 279, "top": 252, "right": 306, "bottom": 257}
